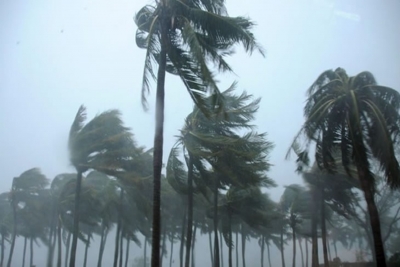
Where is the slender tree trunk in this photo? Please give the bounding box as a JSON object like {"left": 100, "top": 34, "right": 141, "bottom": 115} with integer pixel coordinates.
{"left": 69, "top": 171, "right": 83, "bottom": 267}
{"left": 191, "top": 224, "right": 197, "bottom": 267}
{"left": 267, "top": 242, "right": 272, "bottom": 267}
{"left": 260, "top": 236, "right": 264, "bottom": 267}
{"left": 65, "top": 232, "right": 71, "bottom": 267}
{"left": 22, "top": 237, "right": 27, "bottom": 267}
{"left": 292, "top": 226, "right": 296, "bottom": 267}
{"left": 180, "top": 212, "right": 186, "bottom": 267}
{"left": 160, "top": 228, "right": 167, "bottom": 267}
{"left": 169, "top": 237, "right": 174, "bottom": 267}
{"left": 57, "top": 217, "right": 62, "bottom": 267}
{"left": 144, "top": 237, "right": 147, "bottom": 267}
{"left": 7, "top": 197, "right": 17, "bottom": 267}
{"left": 47, "top": 217, "right": 56, "bottom": 267}
{"left": 213, "top": 180, "right": 220, "bottom": 267}
{"left": 124, "top": 239, "right": 130, "bottom": 267}
{"left": 185, "top": 156, "right": 194, "bottom": 267}
{"left": 97, "top": 225, "right": 105, "bottom": 267}
{"left": 333, "top": 241, "right": 337, "bottom": 259}
{"left": 83, "top": 234, "right": 90, "bottom": 267}
{"left": 29, "top": 237, "right": 33, "bottom": 267}
{"left": 1, "top": 233, "right": 4, "bottom": 267}
{"left": 320, "top": 190, "right": 329, "bottom": 267}
{"left": 280, "top": 225, "right": 286, "bottom": 267}
{"left": 235, "top": 232, "right": 238, "bottom": 267}
{"left": 228, "top": 218, "right": 232, "bottom": 267}
{"left": 208, "top": 231, "right": 214, "bottom": 267}
{"left": 241, "top": 226, "right": 246, "bottom": 267}
{"left": 358, "top": 168, "right": 386, "bottom": 267}
{"left": 299, "top": 237, "right": 304, "bottom": 267}
{"left": 119, "top": 235, "right": 124, "bottom": 267}
{"left": 311, "top": 188, "right": 319, "bottom": 267}
{"left": 114, "top": 191, "right": 124, "bottom": 267}
{"left": 327, "top": 239, "right": 332, "bottom": 262}
{"left": 305, "top": 238, "right": 309, "bottom": 267}
{"left": 151, "top": 9, "right": 168, "bottom": 267}
{"left": 220, "top": 231, "right": 224, "bottom": 267}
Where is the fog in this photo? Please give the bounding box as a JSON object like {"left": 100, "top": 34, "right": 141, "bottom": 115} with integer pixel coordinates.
{"left": 1, "top": 0, "right": 400, "bottom": 266}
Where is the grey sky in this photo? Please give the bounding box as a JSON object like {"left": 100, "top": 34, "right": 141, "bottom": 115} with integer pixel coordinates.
{"left": 1, "top": 0, "right": 400, "bottom": 201}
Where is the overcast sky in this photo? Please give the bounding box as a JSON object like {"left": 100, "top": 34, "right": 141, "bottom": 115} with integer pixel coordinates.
{"left": 1, "top": 0, "right": 400, "bottom": 203}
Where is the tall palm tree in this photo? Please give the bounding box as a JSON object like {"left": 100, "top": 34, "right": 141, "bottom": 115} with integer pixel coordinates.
{"left": 68, "top": 105, "right": 134, "bottom": 267}
{"left": 288, "top": 68, "right": 400, "bottom": 266}
{"left": 134, "top": 1, "right": 265, "bottom": 265}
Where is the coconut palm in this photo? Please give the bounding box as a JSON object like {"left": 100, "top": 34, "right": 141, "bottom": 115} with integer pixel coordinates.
{"left": 134, "top": 1, "right": 265, "bottom": 264}
{"left": 68, "top": 105, "right": 134, "bottom": 267}
{"left": 288, "top": 68, "right": 400, "bottom": 266}
{"left": 7, "top": 168, "right": 48, "bottom": 267}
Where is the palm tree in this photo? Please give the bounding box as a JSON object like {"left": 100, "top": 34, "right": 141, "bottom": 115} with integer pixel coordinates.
{"left": 68, "top": 105, "right": 134, "bottom": 267}
{"left": 134, "top": 1, "right": 265, "bottom": 265}
{"left": 0, "top": 193, "right": 11, "bottom": 267}
{"left": 7, "top": 168, "right": 48, "bottom": 267}
{"left": 288, "top": 68, "right": 400, "bottom": 266}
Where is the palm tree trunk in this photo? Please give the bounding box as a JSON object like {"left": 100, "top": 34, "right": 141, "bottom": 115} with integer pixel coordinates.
{"left": 228, "top": 218, "right": 232, "bottom": 267}
{"left": 241, "top": 226, "right": 246, "bottom": 267}
{"left": 7, "top": 197, "right": 17, "bottom": 267}
{"left": 208, "top": 230, "right": 214, "bottom": 267}
{"left": 151, "top": 8, "right": 168, "bottom": 267}
{"left": 185, "top": 156, "right": 194, "bottom": 267}
{"left": 267, "top": 242, "right": 272, "bottom": 267}
{"left": 1, "top": 232, "right": 4, "bottom": 267}
{"left": 235, "top": 232, "right": 238, "bottom": 267}
{"left": 327, "top": 239, "right": 332, "bottom": 262}
{"left": 298, "top": 237, "right": 304, "bottom": 267}
{"left": 220, "top": 231, "right": 224, "bottom": 267}
{"left": 292, "top": 227, "right": 296, "bottom": 267}
{"left": 311, "top": 188, "right": 319, "bottom": 267}
{"left": 124, "top": 239, "right": 130, "bottom": 267}
{"left": 22, "top": 237, "right": 27, "bottom": 267}
{"left": 305, "top": 238, "right": 309, "bottom": 267}
{"left": 169, "top": 237, "right": 174, "bottom": 267}
{"left": 57, "top": 218, "right": 62, "bottom": 267}
{"left": 97, "top": 225, "right": 105, "bottom": 267}
{"left": 180, "top": 212, "right": 186, "bottom": 267}
{"left": 69, "top": 170, "right": 83, "bottom": 267}
{"left": 65, "top": 232, "right": 71, "bottom": 267}
{"left": 191, "top": 224, "right": 197, "bottom": 267}
{"left": 119, "top": 235, "right": 124, "bottom": 267}
{"left": 144, "top": 237, "right": 147, "bottom": 267}
{"left": 47, "top": 216, "right": 56, "bottom": 267}
{"left": 160, "top": 228, "right": 167, "bottom": 267}
{"left": 114, "top": 208, "right": 122, "bottom": 267}
{"left": 83, "top": 234, "right": 90, "bottom": 267}
{"left": 358, "top": 169, "right": 386, "bottom": 267}
{"left": 333, "top": 241, "right": 337, "bottom": 258}
{"left": 29, "top": 237, "right": 33, "bottom": 267}
{"left": 213, "top": 180, "right": 220, "bottom": 267}
{"left": 320, "top": 190, "right": 329, "bottom": 267}
{"left": 280, "top": 225, "right": 286, "bottom": 267}
{"left": 260, "top": 236, "right": 264, "bottom": 267}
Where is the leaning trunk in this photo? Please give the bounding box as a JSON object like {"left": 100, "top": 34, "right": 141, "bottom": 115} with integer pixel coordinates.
{"left": 213, "top": 179, "right": 220, "bottom": 267}
{"left": 69, "top": 170, "right": 83, "bottom": 267}
{"left": 280, "top": 224, "right": 286, "bottom": 267}
{"left": 180, "top": 212, "right": 186, "bottom": 267}
{"left": 241, "top": 226, "right": 246, "bottom": 267}
{"left": 209, "top": 230, "right": 214, "bottom": 267}
{"left": 124, "top": 239, "right": 130, "bottom": 267}
{"left": 144, "top": 237, "right": 147, "bottom": 267}
{"left": 97, "top": 225, "right": 106, "bottom": 267}
{"left": 119, "top": 235, "right": 124, "bottom": 267}
{"left": 321, "top": 190, "right": 329, "bottom": 267}
{"left": 114, "top": 190, "right": 124, "bottom": 267}
{"left": 292, "top": 226, "right": 296, "bottom": 267}
{"left": 185, "top": 155, "right": 194, "bottom": 267}
{"left": 151, "top": 9, "right": 168, "bottom": 267}
{"left": 311, "top": 188, "right": 319, "bottom": 267}
{"left": 358, "top": 166, "right": 386, "bottom": 267}
{"left": 169, "top": 237, "right": 174, "bottom": 267}
{"left": 260, "top": 236, "right": 264, "bottom": 267}
{"left": 298, "top": 237, "right": 304, "bottom": 267}
{"left": 83, "top": 234, "right": 90, "bottom": 267}
{"left": 305, "top": 238, "right": 309, "bottom": 267}
{"left": 57, "top": 217, "right": 62, "bottom": 267}
{"left": 29, "top": 237, "right": 33, "bottom": 267}
{"left": 65, "top": 232, "right": 71, "bottom": 267}
{"left": 191, "top": 224, "right": 197, "bottom": 267}
{"left": 22, "top": 237, "right": 27, "bottom": 267}
{"left": 267, "top": 242, "right": 272, "bottom": 267}
{"left": 7, "top": 196, "right": 17, "bottom": 267}
{"left": 220, "top": 231, "right": 224, "bottom": 267}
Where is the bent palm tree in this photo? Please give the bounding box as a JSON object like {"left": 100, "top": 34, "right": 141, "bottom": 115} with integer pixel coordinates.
{"left": 135, "top": 2, "right": 264, "bottom": 265}
{"left": 288, "top": 68, "right": 400, "bottom": 266}
{"left": 68, "top": 105, "right": 134, "bottom": 267}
